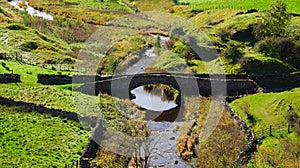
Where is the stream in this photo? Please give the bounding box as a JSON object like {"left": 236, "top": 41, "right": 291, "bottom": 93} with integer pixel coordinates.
{"left": 6, "top": 2, "right": 188, "bottom": 165}
{"left": 123, "top": 36, "right": 189, "bottom": 167}
{"left": 8, "top": 0, "right": 54, "bottom": 20}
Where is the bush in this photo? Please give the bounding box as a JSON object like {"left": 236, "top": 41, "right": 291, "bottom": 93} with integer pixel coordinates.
{"left": 253, "top": 0, "right": 291, "bottom": 39}
{"left": 6, "top": 24, "right": 27, "bottom": 30}
{"left": 20, "top": 41, "right": 39, "bottom": 51}
{"left": 255, "top": 37, "right": 278, "bottom": 58}
{"left": 62, "top": 57, "right": 75, "bottom": 64}
{"left": 255, "top": 37, "right": 300, "bottom": 68}
{"left": 285, "top": 110, "right": 300, "bottom": 136}
{"left": 220, "top": 41, "right": 243, "bottom": 64}
{"left": 172, "top": 40, "right": 196, "bottom": 62}
{"left": 216, "top": 28, "right": 231, "bottom": 43}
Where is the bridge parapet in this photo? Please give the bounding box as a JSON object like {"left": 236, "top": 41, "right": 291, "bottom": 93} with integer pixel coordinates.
{"left": 75, "top": 73, "right": 259, "bottom": 98}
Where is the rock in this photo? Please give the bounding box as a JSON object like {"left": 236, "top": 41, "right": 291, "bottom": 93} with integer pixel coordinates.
{"left": 174, "top": 160, "right": 179, "bottom": 164}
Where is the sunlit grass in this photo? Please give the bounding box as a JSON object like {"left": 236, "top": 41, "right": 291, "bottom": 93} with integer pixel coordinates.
{"left": 178, "top": 0, "right": 300, "bottom": 13}
{"left": 0, "top": 85, "right": 100, "bottom": 116}
{"left": 229, "top": 88, "right": 300, "bottom": 131}
{"left": 0, "top": 105, "right": 90, "bottom": 167}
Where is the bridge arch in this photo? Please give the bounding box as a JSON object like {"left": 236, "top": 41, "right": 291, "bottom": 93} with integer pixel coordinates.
{"left": 128, "top": 74, "right": 181, "bottom": 91}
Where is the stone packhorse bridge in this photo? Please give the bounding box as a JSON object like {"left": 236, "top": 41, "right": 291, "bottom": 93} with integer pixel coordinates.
{"left": 74, "top": 73, "right": 261, "bottom": 99}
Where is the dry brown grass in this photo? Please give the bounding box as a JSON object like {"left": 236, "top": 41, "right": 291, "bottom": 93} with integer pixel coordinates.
{"left": 134, "top": 0, "right": 175, "bottom": 12}
{"left": 176, "top": 97, "right": 248, "bottom": 167}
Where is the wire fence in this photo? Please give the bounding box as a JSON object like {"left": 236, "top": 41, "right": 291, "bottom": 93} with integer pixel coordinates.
{"left": 254, "top": 124, "right": 294, "bottom": 139}
{"left": 0, "top": 52, "right": 86, "bottom": 72}
{"left": 64, "top": 160, "right": 80, "bottom": 168}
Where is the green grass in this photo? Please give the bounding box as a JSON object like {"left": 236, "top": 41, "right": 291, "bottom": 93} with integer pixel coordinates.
{"left": 151, "top": 50, "right": 190, "bottom": 72}
{"left": 189, "top": 54, "right": 297, "bottom": 74}
{"left": 248, "top": 132, "right": 300, "bottom": 167}
{"left": 0, "top": 85, "right": 100, "bottom": 116}
{"left": 0, "top": 59, "right": 77, "bottom": 85}
{"left": 190, "top": 9, "right": 243, "bottom": 28}
{"left": 0, "top": 24, "right": 74, "bottom": 65}
{"left": 27, "top": 0, "right": 132, "bottom": 25}
{"left": 229, "top": 88, "right": 300, "bottom": 167}
{"left": 241, "top": 55, "right": 298, "bottom": 74}
{"left": 0, "top": 105, "right": 90, "bottom": 167}
{"left": 99, "top": 34, "right": 154, "bottom": 75}
{"left": 63, "top": 0, "right": 133, "bottom": 11}
{"left": 178, "top": 0, "right": 300, "bottom": 13}
{"left": 229, "top": 88, "right": 300, "bottom": 132}
{"left": 91, "top": 94, "right": 148, "bottom": 167}
{"left": 189, "top": 58, "right": 225, "bottom": 74}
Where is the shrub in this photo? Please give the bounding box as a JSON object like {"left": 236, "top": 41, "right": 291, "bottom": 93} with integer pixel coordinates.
{"left": 164, "top": 39, "right": 174, "bottom": 50}
{"left": 20, "top": 41, "right": 39, "bottom": 51}
{"left": 220, "top": 41, "right": 243, "bottom": 64}
{"left": 216, "top": 28, "right": 231, "bottom": 43}
{"left": 154, "top": 35, "right": 161, "bottom": 48}
{"left": 253, "top": 0, "right": 291, "bottom": 39}
{"left": 172, "top": 40, "right": 196, "bottom": 63}
{"left": 22, "top": 15, "right": 31, "bottom": 27}
{"left": 255, "top": 37, "right": 300, "bottom": 68}
{"left": 62, "top": 57, "right": 75, "bottom": 64}
{"left": 255, "top": 37, "right": 279, "bottom": 58}
{"left": 6, "top": 24, "right": 27, "bottom": 30}
{"left": 285, "top": 110, "right": 300, "bottom": 136}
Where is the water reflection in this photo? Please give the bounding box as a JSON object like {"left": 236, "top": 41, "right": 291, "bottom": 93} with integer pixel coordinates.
{"left": 131, "top": 86, "right": 178, "bottom": 111}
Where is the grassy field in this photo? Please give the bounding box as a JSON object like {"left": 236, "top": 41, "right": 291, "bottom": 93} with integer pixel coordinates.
{"left": 62, "top": 0, "right": 133, "bottom": 11}
{"left": 0, "top": 23, "right": 75, "bottom": 65}
{"left": 229, "top": 87, "right": 300, "bottom": 132}
{"left": 0, "top": 105, "right": 90, "bottom": 167}
{"left": 177, "top": 0, "right": 300, "bottom": 13}
{"left": 229, "top": 88, "right": 300, "bottom": 167}
{"left": 0, "top": 85, "right": 99, "bottom": 116}
{"left": 249, "top": 132, "right": 300, "bottom": 167}
{"left": 27, "top": 0, "right": 132, "bottom": 25}
{"left": 0, "top": 59, "right": 77, "bottom": 85}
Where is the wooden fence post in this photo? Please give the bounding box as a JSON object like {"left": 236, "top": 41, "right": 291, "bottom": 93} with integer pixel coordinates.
{"left": 269, "top": 125, "right": 272, "bottom": 136}
{"left": 288, "top": 124, "right": 290, "bottom": 133}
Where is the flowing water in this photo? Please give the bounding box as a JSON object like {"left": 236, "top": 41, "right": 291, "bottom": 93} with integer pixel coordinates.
{"left": 6, "top": 3, "right": 187, "bottom": 164}
{"left": 123, "top": 36, "right": 189, "bottom": 167}
{"left": 8, "top": 0, "right": 54, "bottom": 20}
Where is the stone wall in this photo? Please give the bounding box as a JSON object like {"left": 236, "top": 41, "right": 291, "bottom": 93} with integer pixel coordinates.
{"left": 39, "top": 73, "right": 300, "bottom": 97}
{"left": 0, "top": 74, "right": 20, "bottom": 83}
{"left": 80, "top": 120, "right": 103, "bottom": 168}
{"left": 37, "top": 74, "right": 72, "bottom": 85}
{"left": 0, "top": 96, "right": 97, "bottom": 127}
{"left": 250, "top": 73, "right": 300, "bottom": 92}
{"left": 37, "top": 74, "right": 110, "bottom": 85}
{"left": 222, "top": 102, "right": 258, "bottom": 165}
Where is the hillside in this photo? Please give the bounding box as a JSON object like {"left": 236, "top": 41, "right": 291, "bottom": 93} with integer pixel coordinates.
{"left": 230, "top": 88, "right": 300, "bottom": 167}
{"left": 0, "top": 0, "right": 299, "bottom": 167}
{"left": 177, "top": 0, "right": 300, "bottom": 13}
